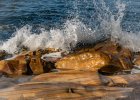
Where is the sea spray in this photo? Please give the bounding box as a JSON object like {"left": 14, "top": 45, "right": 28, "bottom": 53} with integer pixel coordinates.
{"left": 110, "top": 0, "right": 140, "bottom": 51}
{"left": 0, "top": 0, "right": 140, "bottom": 54}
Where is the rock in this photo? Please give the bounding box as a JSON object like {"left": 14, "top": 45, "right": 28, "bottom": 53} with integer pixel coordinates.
{"left": 93, "top": 41, "right": 133, "bottom": 70}
{"left": 131, "top": 65, "right": 140, "bottom": 74}
{"left": 98, "top": 65, "right": 122, "bottom": 75}
{"left": 41, "top": 52, "right": 63, "bottom": 73}
{"left": 109, "top": 55, "right": 133, "bottom": 71}
{"left": 29, "top": 51, "right": 44, "bottom": 75}
{"left": 32, "top": 70, "right": 102, "bottom": 86}
{"left": 0, "top": 80, "right": 16, "bottom": 89}
{"left": 0, "top": 71, "right": 133, "bottom": 100}
{"left": 93, "top": 40, "right": 119, "bottom": 55}
{"left": 56, "top": 40, "right": 133, "bottom": 72}
{"left": 0, "top": 41, "right": 133, "bottom": 77}
{"left": 29, "top": 49, "right": 62, "bottom": 74}
{"left": 0, "top": 75, "right": 33, "bottom": 89}
{"left": 100, "top": 73, "right": 140, "bottom": 87}
{"left": 0, "top": 50, "right": 12, "bottom": 60}
{"left": 0, "top": 48, "right": 60, "bottom": 76}
{"left": 133, "top": 55, "right": 140, "bottom": 66}
{"left": 41, "top": 52, "right": 62, "bottom": 62}
{"left": 42, "top": 48, "right": 60, "bottom": 55}
{"left": 0, "top": 60, "right": 12, "bottom": 75}
{"left": 0, "top": 50, "right": 7, "bottom": 57}
{"left": 0, "top": 81, "right": 133, "bottom": 100}
{"left": 0, "top": 60, "right": 26, "bottom": 76}
{"left": 130, "top": 54, "right": 140, "bottom": 74}
{"left": 55, "top": 51, "right": 110, "bottom": 71}
{"left": 0, "top": 53, "right": 29, "bottom": 76}
{"left": 23, "top": 48, "right": 59, "bottom": 75}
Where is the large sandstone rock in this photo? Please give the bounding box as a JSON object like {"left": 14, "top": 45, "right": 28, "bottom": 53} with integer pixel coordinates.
{"left": 56, "top": 40, "right": 133, "bottom": 72}
{"left": 56, "top": 51, "right": 110, "bottom": 71}
{"left": 0, "top": 84, "right": 132, "bottom": 100}
{"left": 0, "top": 70, "right": 140, "bottom": 99}
{"left": 0, "top": 60, "right": 26, "bottom": 76}
{"left": 32, "top": 70, "right": 101, "bottom": 86}
{"left": 100, "top": 73, "right": 140, "bottom": 92}
{"left": 0, "top": 53, "right": 30, "bottom": 76}
{"left": 0, "top": 71, "right": 133, "bottom": 100}
{"left": 0, "top": 48, "right": 60, "bottom": 76}
{"left": 0, "top": 82, "right": 133, "bottom": 100}
{"left": 0, "top": 41, "right": 134, "bottom": 76}
{"left": 95, "top": 41, "right": 133, "bottom": 70}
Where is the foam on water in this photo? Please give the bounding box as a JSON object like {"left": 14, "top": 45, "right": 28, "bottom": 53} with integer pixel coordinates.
{"left": 0, "top": 19, "right": 99, "bottom": 54}
{"left": 0, "top": 0, "right": 140, "bottom": 54}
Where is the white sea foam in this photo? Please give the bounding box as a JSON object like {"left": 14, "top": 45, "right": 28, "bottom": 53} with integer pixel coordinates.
{"left": 0, "top": 0, "right": 140, "bottom": 54}
{"left": 0, "top": 20, "right": 95, "bottom": 53}
{"left": 110, "top": 0, "right": 140, "bottom": 51}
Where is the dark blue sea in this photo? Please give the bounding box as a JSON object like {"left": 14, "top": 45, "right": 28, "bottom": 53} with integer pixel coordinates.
{"left": 0, "top": 0, "right": 140, "bottom": 53}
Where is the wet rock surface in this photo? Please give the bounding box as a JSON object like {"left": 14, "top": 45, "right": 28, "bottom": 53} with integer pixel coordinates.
{"left": 0, "top": 71, "right": 136, "bottom": 100}
{"left": 0, "top": 48, "right": 60, "bottom": 76}
{"left": 0, "top": 50, "right": 12, "bottom": 60}
{"left": 0, "top": 40, "right": 140, "bottom": 99}
{"left": 56, "top": 40, "right": 133, "bottom": 74}
{"left": 56, "top": 51, "right": 110, "bottom": 71}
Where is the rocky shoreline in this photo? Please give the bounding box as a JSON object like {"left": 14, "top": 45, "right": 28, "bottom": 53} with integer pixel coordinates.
{"left": 0, "top": 40, "right": 140, "bottom": 99}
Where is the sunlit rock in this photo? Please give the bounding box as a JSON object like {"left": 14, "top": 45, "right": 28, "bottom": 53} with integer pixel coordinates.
{"left": 0, "top": 60, "right": 26, "bottom": 76}
{"left": 29, "top": 51, "right": 44, "bottom": 75}
{"left": 100, "top": 73, "right": 140, "bottom": 87}
{"left": 0, "top": 82, "right": 133, "bottom": 100}
{"left": 56, "top": 40, "right": 133, "bottom": 73}
{"left": 42, "top": 48, "right": 60, "bottom": 55}
{"left": 0, "top": 48, "right": 60, "bottom": 76}
{"left": 56, "top": 51, "right": 110, "bottom": 71}
{"left": 19, "top": 48, "right": 60, "bottom": 74}
{"left": 32, "top": 70, "right": 101, "bottom": 86}
{"left": 24, "top": 48, "right": 60, "bottom": 74}
{"left": 0, "top": 71, "right": 133, "bottom": 100}
{"left": 0, "top": 41, "right": 134, "bottom": 76}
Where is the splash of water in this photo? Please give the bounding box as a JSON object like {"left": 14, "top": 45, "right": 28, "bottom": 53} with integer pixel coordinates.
{"left": 0, "top": 20, "right": 93, "bottom": 53}
{"left": 110, "top": 0, "right": 140, "bottom": 51}
{"left": 0, "top": 0, "right": 140, "bottom": 54}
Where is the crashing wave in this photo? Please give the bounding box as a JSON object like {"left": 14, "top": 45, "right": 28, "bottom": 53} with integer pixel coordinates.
{"left": 0, "top": 0, "right": 140, "bottom": 54}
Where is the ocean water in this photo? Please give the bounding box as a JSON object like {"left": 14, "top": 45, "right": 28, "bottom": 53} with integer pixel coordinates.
{"left": 0, "top": 0, "right": 140, "bottom": 53}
